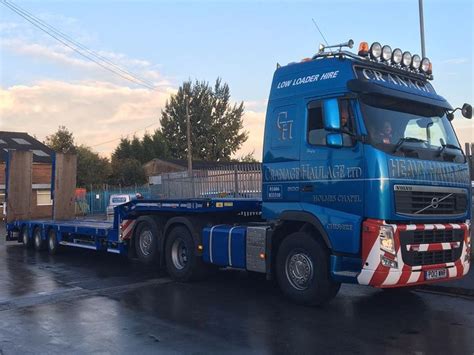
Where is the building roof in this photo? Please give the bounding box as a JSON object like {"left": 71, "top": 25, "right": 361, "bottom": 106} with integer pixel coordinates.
{"left": 0, "top": 131, "right": 54, "bottom": 164}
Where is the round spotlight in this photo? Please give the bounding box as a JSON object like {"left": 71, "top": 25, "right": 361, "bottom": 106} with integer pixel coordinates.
{"left": 421, "top": 57, "right": 431, "bottom": 73}
{"left": 392, "top": 48, "right": 402, "bottom": 64}
{"left": 369, "top": 42, "right": 382, "bottom": 59}
{"left": 381, "top": 45, "right": 392, "bottom": 61}
{"left": 402, "top": 51, "right": 412, "bottom": 67}
{"left": 411, "top": 55, "right": 421, "bottom": 70}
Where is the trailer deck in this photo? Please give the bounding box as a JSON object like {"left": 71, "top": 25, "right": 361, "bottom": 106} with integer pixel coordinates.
{"left": 6, "top": 198, "right": 263, "bottom": 253}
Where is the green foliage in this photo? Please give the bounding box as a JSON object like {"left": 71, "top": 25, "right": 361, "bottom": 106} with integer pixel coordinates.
{"left": 110, "top": 158, "right": 147, "bottom": 186}
{"left": 44, "top": 125, "right": 76, "bottom": 153}
{"left": 76, "top": 145, "right": 111, "bottom": 187}
{"left": 238, "top": 151, "right": 259, "bottom": 162}
{"left": 160, "top": 78, "right": 248, "bottom": 161}
{"left": 112, "top": 130, "right": 170, "bottom": 164}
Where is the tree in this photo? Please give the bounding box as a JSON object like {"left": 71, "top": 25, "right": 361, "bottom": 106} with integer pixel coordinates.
{"left": 238, "top": 151, "right": 259, "bottom": 162}
{"left": 76, "top": 145, "right": 111, "bottom": 187}
{"left": 110, "top": 158, "right": 146, "bottom": 186}
{"left": 111, "top": 130, "right": 170, "bottom": 164}
{"left": 160, "top": 78, "right": 248, "bottom": 161}
{"left": 44, "top": 125, "right": 76, "bottom": 153}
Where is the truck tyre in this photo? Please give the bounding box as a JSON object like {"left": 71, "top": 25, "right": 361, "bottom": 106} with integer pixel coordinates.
{"left": 135, "top": 216, "right": 161, "bottom": 265}
{"left": 33, "top": 226, "right": 46, "bottom": 251}
{"left": 48, "top": 229, "right": 60, "bottom": 255}
{"left": 21, "top": 226, "right": 33, "bottom": 249}
{"left": 276, "top": 232, "right": 340, "bottom": 306}
{"left": 165, "top": 225, "right": 207, "bottom": 282}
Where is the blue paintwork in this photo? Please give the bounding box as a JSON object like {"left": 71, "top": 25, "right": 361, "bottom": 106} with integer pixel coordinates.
{"left": 202, "top": 225, "right": 247, "bottom": 268}
{"left": 262, "top": 54, "right": 471, "bottom": 263}
{"left": 6, "top": 198, "right": 262, "bottom": 255}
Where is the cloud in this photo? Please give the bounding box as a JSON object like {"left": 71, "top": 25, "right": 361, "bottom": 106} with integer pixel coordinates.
{"left": 440, "top": 58, "right": 469, "bottom": 65}
{"left": 0, "top": 80, "right": 265, "bottom": 160}
{"left": 0, "top": 80, "right": 173, "bottom": 156}
{"left": 0, "top": 16, "right": 265, "bottom": 160}
{"left": 239, "top": 110, "right": 266, "bottom": 160}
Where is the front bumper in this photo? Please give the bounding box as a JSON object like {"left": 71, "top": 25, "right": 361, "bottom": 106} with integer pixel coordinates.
{"left": 357, "top": 220, "right": 471, "bottom": 288}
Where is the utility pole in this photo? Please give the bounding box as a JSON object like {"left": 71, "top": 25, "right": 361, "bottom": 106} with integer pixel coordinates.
{"left": 185, "top": 92, "right": 194, "bottom": 196}
{"left": 418, "top": 0, "right": 426, "bottom": 58}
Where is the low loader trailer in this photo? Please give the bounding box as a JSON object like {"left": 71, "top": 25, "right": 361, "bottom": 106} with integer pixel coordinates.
{"left": 5, "top": 40, "right": 472, "bottom": 305}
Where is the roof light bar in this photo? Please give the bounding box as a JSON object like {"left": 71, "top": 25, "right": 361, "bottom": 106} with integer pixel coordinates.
{"left": 411, "top": 55, "right": 421, "bottom": 70}
{"left": 369, "top": 42, "right": 382, "bottom": 59}
{"left": 402, "top": 51, "right": 412, "bottom": 67}
{"left": 381, "top": 45, "right": 392, "bottom": 61}
{"left": 420, "top": 57, "right": 431, "bottom": 73}
{"left": 392, "top": 48, "right": 402, "bottom": 64}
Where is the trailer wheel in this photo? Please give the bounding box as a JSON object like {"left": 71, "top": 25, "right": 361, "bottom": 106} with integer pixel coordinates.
{"left": 135, "top": 217, "right": 161, "bottom": 265}
{"left": 276, "top": 232, "right": 340, "bottom": 306}
{"left": 21, "top": 226, "right": 33, "bottom": 249}
{"left": 165, "top": 225, "right": 207, "bottom": 281}
{"left": 48, "top": 229, "right": 60, "bottom": 255}
{"left": 33, "top": 227, "right": 46, "bottom": 251}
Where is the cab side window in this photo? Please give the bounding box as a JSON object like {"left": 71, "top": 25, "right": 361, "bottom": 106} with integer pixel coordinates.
{"left": 338, "top": 99, "right": 356, "bottom": 147}
{"left": 307, "top": 102, "right": 325, "bottom": 146}
{"left": 307, "top": 98, "right": 357, "bottom": 146}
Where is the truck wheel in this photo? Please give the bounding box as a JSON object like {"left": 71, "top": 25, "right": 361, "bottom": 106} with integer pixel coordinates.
{"left": 165, "top": 225, "right": 207, "bottom": 281}
{"left": 276, "top": 232, "right": 340, "bottom": 306}
{"left": 135, "top": 217, "right": 161, "bottom": 265}
{"left": 34, "top": 227, "right": 46, "bottom": 251}
{"left": 48, "top": 229, "right": 60, "bottom": 255}
{"left": 21, "top": 226, "right": 33, "bottom": 249}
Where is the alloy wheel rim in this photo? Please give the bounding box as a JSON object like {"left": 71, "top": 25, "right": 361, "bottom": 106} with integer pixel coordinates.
{"left": 139, "top": 229, "right": 153, "bottom": 256}
{"left": 171, "top": 238, "right": 188, "bottom": 270}
{"left": 285, "top": 251, "right": 314, "bottom": 291}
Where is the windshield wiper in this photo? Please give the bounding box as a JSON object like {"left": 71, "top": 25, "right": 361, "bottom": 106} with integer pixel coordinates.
{"left": 437, "top": 143, "right": 463, "bottom": 157}
{"left": 393, "top": 137, "right": 427, "bottom": 153}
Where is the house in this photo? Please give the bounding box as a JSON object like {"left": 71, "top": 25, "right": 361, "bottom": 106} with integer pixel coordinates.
{"left": 0, "top": 131, "right": 55, "bottom": 219}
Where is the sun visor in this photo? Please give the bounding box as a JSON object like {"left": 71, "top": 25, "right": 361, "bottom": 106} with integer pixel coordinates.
{"left": 348, "top": 67, "right": 452, "bottom": 110}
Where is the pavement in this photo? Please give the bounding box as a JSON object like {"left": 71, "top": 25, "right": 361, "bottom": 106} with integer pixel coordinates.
{"left": 0, "top": 223, "right": 474, "bottom": 354}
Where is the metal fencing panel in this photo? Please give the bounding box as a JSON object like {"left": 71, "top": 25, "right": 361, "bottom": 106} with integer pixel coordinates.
{"left": 158, "top": 163, "right": 262, "bottom": 199}
{"left": 85, "top": 186, "right": 152, "bottom": 215}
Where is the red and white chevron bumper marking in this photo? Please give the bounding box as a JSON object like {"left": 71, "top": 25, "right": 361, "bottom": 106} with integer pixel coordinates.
{"left": 357, "top": 219, "right": 471, "bottom": 288}
{"left": 120, "top": 219, "right": 136, "bottom": 241}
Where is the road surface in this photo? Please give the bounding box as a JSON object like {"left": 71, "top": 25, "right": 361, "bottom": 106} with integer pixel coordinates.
{"left": 0, "top": 227, "right": 473, "bottom": 354}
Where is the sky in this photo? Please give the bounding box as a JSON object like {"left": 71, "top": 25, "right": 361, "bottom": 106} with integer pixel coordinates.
{"left": 0, "top": 0, "right": 473, "bottom": 160}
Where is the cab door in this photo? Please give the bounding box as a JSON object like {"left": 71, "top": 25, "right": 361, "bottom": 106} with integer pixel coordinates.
{"left": 299, "top": 97, "right": 365, "bottom": 254}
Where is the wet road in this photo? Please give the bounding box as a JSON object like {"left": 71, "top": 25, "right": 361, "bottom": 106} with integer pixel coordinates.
{"left": 0, "top": 232, "right": 473, "bottom": 354}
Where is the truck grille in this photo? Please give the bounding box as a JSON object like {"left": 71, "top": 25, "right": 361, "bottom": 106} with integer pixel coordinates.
{"left": 394, "top": 185, "right": 467, "bottom": 216}
{"left": 399, "top": 228, "right": 464, "bottom": 266}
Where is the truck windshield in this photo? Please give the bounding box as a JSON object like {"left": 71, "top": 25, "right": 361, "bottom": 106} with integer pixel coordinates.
{"left": 360, "top": 95, "right": 464, "bottom": 163}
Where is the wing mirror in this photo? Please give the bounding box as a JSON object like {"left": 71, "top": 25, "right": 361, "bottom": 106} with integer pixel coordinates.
{"left": 461, "top": 103, "right": 472, "bottom": 119}
{"left": 323, "top": 99, "right": 341, "bottom": 130}
{"left": 448, "top": 103, "right": 472, "bottom": 121}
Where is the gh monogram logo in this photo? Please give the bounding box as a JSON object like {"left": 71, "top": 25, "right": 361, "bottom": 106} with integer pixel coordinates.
{"left": 277, "top": 112, "right": 293, "bottom": 141}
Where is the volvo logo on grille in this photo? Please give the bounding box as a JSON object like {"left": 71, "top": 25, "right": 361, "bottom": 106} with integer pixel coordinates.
{"left": 415, "top": 193, "right": 453, "bottom": 214}
{"left": 431, "top": 197, "right": 440, "bottom": 209}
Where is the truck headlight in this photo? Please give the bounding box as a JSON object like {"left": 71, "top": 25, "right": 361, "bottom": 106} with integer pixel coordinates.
{"left": 379, "top": 225, "right": 395, "bottom": 255}
{"left": 402, "top": 51, "right": 412, "bottom": 67}
{"left": 370, "top": 42, "right": 382, "bottom": 59}
{"left": 392, "top": 48, "right": 402, "bottom": 64}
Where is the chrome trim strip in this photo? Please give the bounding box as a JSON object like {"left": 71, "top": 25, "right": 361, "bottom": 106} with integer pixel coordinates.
{"left": 394, "top": 184, "right": 467, "bottom": 194}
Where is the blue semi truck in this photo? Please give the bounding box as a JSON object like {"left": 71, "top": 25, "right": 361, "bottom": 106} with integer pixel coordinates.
{"left": 6, "top": 40, "right": 472, "bottom": 305}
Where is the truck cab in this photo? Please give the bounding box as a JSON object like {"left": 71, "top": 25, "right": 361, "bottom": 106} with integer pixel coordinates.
{"left": 262, "top": 41, "right": 471, "bottom": 295}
